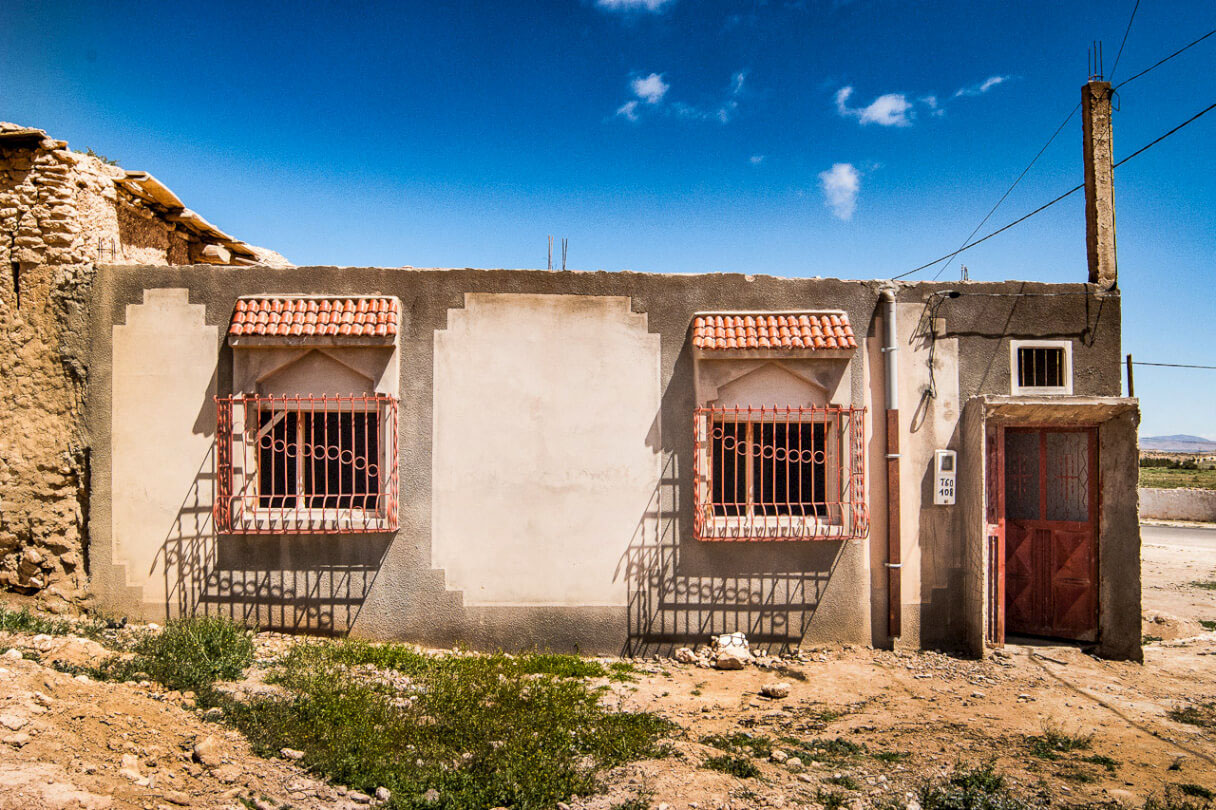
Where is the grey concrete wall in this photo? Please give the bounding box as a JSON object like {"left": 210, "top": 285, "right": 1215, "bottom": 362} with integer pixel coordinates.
{"left": 83, "top": 267, "right": 1123, "bottom": 654}
{"left": 1139, "top": 488, "right": 1216, "bottom": 522}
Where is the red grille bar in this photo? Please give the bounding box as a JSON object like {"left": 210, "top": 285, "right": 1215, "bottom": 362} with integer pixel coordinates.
{"left": 694, "top": 405, "right": 868, "bottom": 542}
{"left": 215, "top": 394, "right": 399, "bottom": 534}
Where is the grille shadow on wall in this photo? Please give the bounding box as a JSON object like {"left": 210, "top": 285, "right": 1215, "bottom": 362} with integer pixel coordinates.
{"left": 621, "top": 453, "right": 843, "bottom": 656}
{"left": 156, "top": 444, "right": 389, "bottom": 634}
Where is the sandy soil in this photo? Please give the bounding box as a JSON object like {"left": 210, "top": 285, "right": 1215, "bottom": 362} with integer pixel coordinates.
{"left": 0, "top": 528, "right": 1212, "bottom": 809}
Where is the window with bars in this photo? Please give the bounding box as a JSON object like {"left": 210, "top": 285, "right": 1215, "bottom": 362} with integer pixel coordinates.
{"left": 216, "top": 394, "right": 399, "bottom": 534}
{"left": 694, "top": 406, "right": 867, "bottom": 541}
{"left": 1011, "top": 340, "right": 1072, "bottom": 394}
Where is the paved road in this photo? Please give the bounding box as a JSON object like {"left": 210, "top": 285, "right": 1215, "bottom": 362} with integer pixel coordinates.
{"left": 1141, "top": 522, "right": 1216, "bottom": 551}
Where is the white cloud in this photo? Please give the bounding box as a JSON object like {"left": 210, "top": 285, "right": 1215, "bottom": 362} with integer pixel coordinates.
{"left": 749, "top": 154, "right": 766, "bottom": 165}
{"left": 596, "top": 0, "right": 674, "bottom": 12}
{"left": 631, "top": 73, "right": 670, "bottom": 104}
{"left": 920, "top": 94, "right": 945, "bottom": 117}
{"left": 818, "top": 162, "right": 860, "bottom": 221}
{"left": 616, "top": 100, "right": 640, "bottom": 121}
{"left": 834, "top": 86, "right": 913, "bottom": 127}
{"left": 954, "top": 75, "right": 1010, "bottom": 98}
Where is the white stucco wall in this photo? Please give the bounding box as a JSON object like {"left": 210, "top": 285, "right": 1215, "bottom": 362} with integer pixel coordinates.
{"left": 432, "top": 293, "right": 662, "bottom": 606}
{"left": 1139, "top": 487, "right": 1216, "bottom": 522}
{"left": 111, "top": 289, "right": 217, "bottom": 605}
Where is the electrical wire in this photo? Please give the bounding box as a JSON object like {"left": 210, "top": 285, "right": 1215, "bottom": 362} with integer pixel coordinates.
{"left": 930, "top": 103, "right": 1080, "bottom": 281}
{"left": 1108, "top": 0, "right": 1141, "bottom": 83}
{"left": 1132, "top": 362, "right": 1216, "bottom": 370}
{"left": 1115, "top": 29, "right": 1216, "bottom": 90}
{"left": 893, "top": 99, "right": 1216, "bottom": 280}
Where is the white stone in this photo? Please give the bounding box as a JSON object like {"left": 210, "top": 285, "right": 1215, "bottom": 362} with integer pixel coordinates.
{"left": 0, "top": 714, "right": 28, "bottom": 731}
{"left": 375, "top": 787, "right": 391, "bottom": 802}
{"left": 3, "top": 649, "right": 23, "bottom": 660}
{"left": 280, "top": 747, "right": 305, "bottom": 760}
{"left": 770, "top": 749, "right": 788, "bottom": 764}
{"left": 424, "top": 789, "right": 440, "bottom": 804}
{"left": 784, "top": 757, "right": 804, "bottom": 773}
{"left": 713, "top": 647, "right": 750, "bottom": 670}
{"left": 761, "top": 682, "right": 791, "bottom": 699}
{"left": 711, "top": 632, "right": 749, "bottom": 652}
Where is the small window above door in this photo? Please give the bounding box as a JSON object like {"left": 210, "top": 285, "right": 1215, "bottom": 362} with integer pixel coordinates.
{"left": 1010, "top": 340, "right": 1073, "bottom": 395}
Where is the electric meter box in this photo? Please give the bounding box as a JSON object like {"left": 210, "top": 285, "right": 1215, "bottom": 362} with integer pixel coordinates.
{"left": 933, "top": 449, "right": 957, "bottom": 506}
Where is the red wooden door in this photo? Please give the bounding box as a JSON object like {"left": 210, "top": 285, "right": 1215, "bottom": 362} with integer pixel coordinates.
{"left": 1003, "top": 428, "right": 1098, "bottom": 641}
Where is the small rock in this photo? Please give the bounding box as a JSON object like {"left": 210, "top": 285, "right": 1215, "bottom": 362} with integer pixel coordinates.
{"left": 376, "top": 787, "right": 391, "bottom": 802}
{"left": 193, "top": 735, "right": 223, "bottom": 768}
{"left": 784, "top": 757, "right": 804, "bottom": 773}
{"left": 424, "top": 788, "right": 441, "bottom": 804}
{"left": 161, "top": 789, "right": 192, "bottom": 806}
{"left": 33, "top": 692, "right": 53, "bottom": 707}
{"left": 674, "top": 647, "right": 698, "bottom": 664}
{"left": 3, "top": 649, "right": 23, "bottom": 660}
{"left": 203, "top": 707, "right": 224, "bottom": 721}
{"left": 770, "top": 749, "right": 788, "bottom": 764}
{"left": 349, "top": 791, "right": 372, "bottom": 804}
{"left": 906, "top": 798, "right": 922, "bottom": 810}
{"left": 714, "top": 648, "right": 750, "bottom": 670}
{"left": 558, "top": 803, "right": 572, "bottom": 810}
{"left": 280, "top": 748, "right": 305, "bottom": 761}
{"left": 0, "top": 714, "right": 28, "bottom": 731}
{"left": 761, "top": 682, "right": 791, "bottom": 699}
{"left": 970, "top": 691, "right": 985, "bottom": 698}
{"left": 2, "top": 733, "right": 31, "bottom": 748}
{"left": 75, "top": 674, "right": 91, "bottom": 683}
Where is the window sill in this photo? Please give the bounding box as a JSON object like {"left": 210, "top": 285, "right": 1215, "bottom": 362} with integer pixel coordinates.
{"left": 695, "top": 515, "right": 857, "bottom": 542}
{"left": 221, "top": 508, "right": 396, "bottom": 535}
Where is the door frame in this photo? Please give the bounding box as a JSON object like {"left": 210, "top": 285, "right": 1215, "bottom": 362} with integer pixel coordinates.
{"left": 986, "top": 422, "right": 1100, "bottom": 645}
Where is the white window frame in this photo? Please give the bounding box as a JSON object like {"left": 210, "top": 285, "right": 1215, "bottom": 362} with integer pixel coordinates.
{"left": 1010, "top": 340, "right": 1073, "bottom": 395}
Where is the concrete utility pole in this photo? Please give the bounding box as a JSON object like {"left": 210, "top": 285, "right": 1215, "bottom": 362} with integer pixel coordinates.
{"left": 1083, "top": 80, "right": 1118, "bottom": 288}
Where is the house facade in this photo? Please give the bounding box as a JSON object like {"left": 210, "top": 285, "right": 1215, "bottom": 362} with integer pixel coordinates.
{"left": 83, "top": 267, "right": 1140, "bottom": 660}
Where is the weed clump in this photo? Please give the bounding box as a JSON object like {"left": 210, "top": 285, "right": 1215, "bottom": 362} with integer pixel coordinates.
{"left": 1169, "top": 703, "right": 1216, "bottom": 730}
{"left": 1025, "top": 724, "right": 1093, "bottom": 760}
{"left": 700, "top": 732, "right": 773, "bottom": 759}
{"left": 702, "top": 755, "right": 760, "bottom": 779}
{"left": 917, "top": 764, "right": 1041, "bottom": 810}
{"left": 1145, "top": 785, "right": 1216, "bottom": 810}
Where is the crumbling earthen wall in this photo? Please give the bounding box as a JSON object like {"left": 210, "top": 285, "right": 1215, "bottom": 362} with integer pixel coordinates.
{"left": 0, "top": 123, "right": 285, "bottom": 609}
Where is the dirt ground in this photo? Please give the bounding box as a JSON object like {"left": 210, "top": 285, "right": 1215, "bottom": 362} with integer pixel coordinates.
{"left": 0, "top": 527, "right": 1213, "bottom": 810}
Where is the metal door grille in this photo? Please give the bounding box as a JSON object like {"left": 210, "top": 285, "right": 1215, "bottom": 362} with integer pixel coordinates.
{"left": 216, "top": 394, "right": 399, "bottom": 534}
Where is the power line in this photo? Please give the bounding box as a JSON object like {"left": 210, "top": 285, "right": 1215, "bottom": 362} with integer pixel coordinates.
{"left": 1133, "top": 362, "right": 1216, "bottom": 370}
{"left": 1108, "top": 0, "right": 1141, "bottom": 83}
{"left": 930, "top": 103, "right": 1080, "bottom": 281}
{"left": 1115, "top": 29, "right": 1216, "bottom": 90}
{"left": 920, "top": 27, "right": 1216, "bottom": 285}
{"left": 893, "top": 99, "right": 1216, "bottom": 280}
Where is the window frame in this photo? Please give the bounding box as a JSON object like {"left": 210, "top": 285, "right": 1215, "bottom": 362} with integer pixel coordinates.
{"left": 693, "top": 405, "right": 868, "bottom": 542}
{"left": 1010, "top": 340, "right": 1073, "bottom": 395}
{"left": 215, "top": 393, "right": 399, "bottom": 534}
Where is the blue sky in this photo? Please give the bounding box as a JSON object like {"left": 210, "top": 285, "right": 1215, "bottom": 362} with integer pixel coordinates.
{"left": 2, "top": 0, "right": 1213, "bottom": 438}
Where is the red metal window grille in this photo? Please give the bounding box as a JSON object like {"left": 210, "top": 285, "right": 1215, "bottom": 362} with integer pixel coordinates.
{"left": 215, "top": 394, "right": 399, "bottom": 534}
{"left": 693, "top": 406, "right": 868, "bottom": 542}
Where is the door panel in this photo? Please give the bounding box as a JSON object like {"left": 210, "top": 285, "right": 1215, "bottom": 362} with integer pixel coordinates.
{"left": 1003, "top": 428, "right": 1098, "bottom": 641}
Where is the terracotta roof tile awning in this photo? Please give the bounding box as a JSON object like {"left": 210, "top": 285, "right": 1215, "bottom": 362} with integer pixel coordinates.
{"left": 692, "top": 312, "right": 856, "bottom": 351}
{"left": 229, "top": 297, "right": 399, "bottom": 339}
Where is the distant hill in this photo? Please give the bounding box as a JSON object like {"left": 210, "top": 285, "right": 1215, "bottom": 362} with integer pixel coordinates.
{"left": 1141, "top": 434, "right": 1216, "bottom": 453}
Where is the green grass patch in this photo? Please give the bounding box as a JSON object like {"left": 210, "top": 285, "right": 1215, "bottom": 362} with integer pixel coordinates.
{"left": 1025, "top": 724, "right": 1092, "bottom": 760}
{"left": 826, "top": 774, "right": 860, "bottom": 790}
{"left": 1192, "top": 581, "right": 1216, "bottom": 592}
{"left": 872, "top": 750, "right": 911, "bottom": 764}
{"left": 0, "top": 604, "right": 112, "bottom": 641}
{"left": 55, "top": 615, "right": 254, "bottom": 696}
{"left": 1169, "top": 703, "right": 1216, "bottom": 730}
{"left": 700, "top": 732, "right": 773, "bottom": 759}
{"left": 1056, "top": 764, "right": 1097, "bottom": 784}
{"left": 1199, "top": 620, "right": 1216, "bottom": 632}
{"left": 1081, "top": 753, "right": 1118, "bottom": 772}
{"left": 1144, "top": 635, "right": 1164, "bottom": 644}
{"left": 780, "top": 736, "right": 866, "bottom": 764}
{"left": 702, "top": 755, "right": 760, "bottom": 779}
{"left": 917, "top": 764, "right": 1040, "bottom": 810}
{"left": 222, "top": 639, "right": 672, "bottom": 809}
{"left": 1139, "top": 467, "right": 1216, "bottom": 490}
